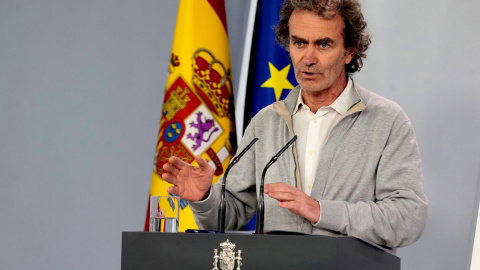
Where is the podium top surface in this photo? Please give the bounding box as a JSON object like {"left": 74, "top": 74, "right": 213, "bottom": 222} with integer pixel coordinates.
{"left": 121, "top": 231, "right": 400, "bottom": 270}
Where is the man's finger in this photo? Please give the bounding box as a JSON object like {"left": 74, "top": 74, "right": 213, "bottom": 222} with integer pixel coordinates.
{"left": 169, "top": 156, "right": 186, "bottom": 169}
{"left": 161, "top": 172, "right": 176, "bottom": 185}
{"left": 163, "top": 162, "right": 179, "bottom": 176}
{"left": 195, "top": 155, "right": 209, "bottom": 168}
{"left": 278, "top": 200, "right": 297, "bottom": 209}
{"left": 167, "top": 186, "right": 180, "bottom": 196}
{"left": 264, "top": 182, "right": 296, "bottom": 194}
{"left": 267, "top": 190, "right": 296, "bottom": 202}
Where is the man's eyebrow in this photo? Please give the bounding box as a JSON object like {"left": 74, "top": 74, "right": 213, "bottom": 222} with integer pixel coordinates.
{"left": 290, "top": 35, "right": 335, "bottom": 45}
{"left": 290, "top": 35, "right": 306, "bottom": 42}
{"left": 315, "top": 37, "right": 334, "bottom": 44}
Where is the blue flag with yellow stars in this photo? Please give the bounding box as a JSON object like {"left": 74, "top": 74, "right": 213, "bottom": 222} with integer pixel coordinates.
{"left": 243, "top": 0, "right": 297, "bottom": 130}
{"left": 242, "top": 0, "right": 297, "bottom": 230}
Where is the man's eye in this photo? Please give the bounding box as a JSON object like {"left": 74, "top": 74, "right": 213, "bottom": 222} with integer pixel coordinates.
{"left": 320, "top": 43, "right": 329, "bottom": 49}
{"left": 294, "top": 41, "right": 304, "bottom": 46}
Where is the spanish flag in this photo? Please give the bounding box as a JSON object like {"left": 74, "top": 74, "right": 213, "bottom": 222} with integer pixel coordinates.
{"left": 145, "top": 0, "right": 236, "bottom": 232}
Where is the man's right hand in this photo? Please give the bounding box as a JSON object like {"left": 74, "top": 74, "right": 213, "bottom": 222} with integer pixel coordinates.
{"left": 162, "top": 155, "right": 214, "bottom": 202}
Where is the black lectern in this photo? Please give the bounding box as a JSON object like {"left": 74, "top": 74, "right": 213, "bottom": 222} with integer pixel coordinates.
{"left": 121, "top": 232, "right": 400, "bottom": 269}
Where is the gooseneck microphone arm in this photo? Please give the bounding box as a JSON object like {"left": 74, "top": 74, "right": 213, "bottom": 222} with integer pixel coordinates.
{"left": 217, "top": 137, "right": 258, "bottom": 233}
{"left": 255, "top": 135, "right": 297, "bottom": 234}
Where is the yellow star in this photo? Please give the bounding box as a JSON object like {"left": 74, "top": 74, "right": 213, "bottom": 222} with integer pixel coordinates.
{"left": 261, "top": 62, "right": 294, "bottom": 101}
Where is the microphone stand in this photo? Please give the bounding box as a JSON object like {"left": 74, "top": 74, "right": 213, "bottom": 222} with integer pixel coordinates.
{"left": 217, "top": 138, "right": 258, "bottom": 233}
{"left": 255, "top": 136, "right": 297, "bottom": 234}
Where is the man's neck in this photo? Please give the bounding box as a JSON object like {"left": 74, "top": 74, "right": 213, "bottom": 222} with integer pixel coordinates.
{"left": 301, "top": 76, "right": 348, "bottom": 113}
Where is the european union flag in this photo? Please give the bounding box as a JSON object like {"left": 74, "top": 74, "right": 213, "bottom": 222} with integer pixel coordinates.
{"left": 244, "top": 0, "right": 297, "bottom": 129}
{"left": 242, "top": 0, "right": 297, "bottom": 230}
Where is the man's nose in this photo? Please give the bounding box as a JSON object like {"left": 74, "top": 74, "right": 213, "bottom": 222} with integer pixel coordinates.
{"left": 303, "top": 45, "right": 318, "bottom": 66}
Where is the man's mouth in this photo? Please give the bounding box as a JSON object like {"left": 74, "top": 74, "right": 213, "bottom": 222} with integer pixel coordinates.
{"left": 302, "top": 71, "right": 320, "bottom": 78}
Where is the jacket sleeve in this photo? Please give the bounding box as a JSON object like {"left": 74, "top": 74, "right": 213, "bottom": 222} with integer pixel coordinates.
{"left": 316, "top": 115, "right": 428, "bottom": 248}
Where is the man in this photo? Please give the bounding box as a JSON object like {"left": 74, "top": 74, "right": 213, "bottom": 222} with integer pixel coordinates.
{"left": 162, "top": 0, "right": 427, "bottom": 250}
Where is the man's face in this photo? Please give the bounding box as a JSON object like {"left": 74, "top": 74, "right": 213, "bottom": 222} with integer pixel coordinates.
{"left": 288, "top": 9, "right": 354, "bottom": 94}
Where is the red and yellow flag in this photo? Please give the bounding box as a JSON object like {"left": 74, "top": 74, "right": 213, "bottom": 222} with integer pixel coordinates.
{"left": 145, "top": 0, "right": 236, "bottom": 232}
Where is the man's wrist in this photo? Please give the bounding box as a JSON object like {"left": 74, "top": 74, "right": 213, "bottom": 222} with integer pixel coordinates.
{"left": 310, "top": 199, "right": 321, "bottom": 225}
{"left": 198, "top": 186, "right": 212, "bottom": 201}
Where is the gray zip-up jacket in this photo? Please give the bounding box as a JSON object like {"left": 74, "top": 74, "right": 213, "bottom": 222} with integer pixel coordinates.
{"left": 190, "top": 82, "right": 428, "bottom": 249}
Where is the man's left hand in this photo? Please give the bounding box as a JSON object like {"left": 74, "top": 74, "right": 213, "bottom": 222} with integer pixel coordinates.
{"left": 264, "top": 182, "right": 320, "bottom": 223}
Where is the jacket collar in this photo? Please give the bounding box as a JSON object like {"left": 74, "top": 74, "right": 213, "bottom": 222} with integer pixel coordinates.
{"left": 281, "top": 79, "right": 366, "bottom": 117}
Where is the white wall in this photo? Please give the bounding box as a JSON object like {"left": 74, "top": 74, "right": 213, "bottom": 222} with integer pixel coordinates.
{"left": 357, "top": 2, "right": 480, "bottom": 269}
{"left": 0, "top": 0, "right": 479, "bottom": 269}
{"left": 0, "top": 1, "right": 178, "bottom": 269}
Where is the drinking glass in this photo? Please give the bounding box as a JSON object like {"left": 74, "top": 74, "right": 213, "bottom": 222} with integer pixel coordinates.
{"left": 149, "top": 196, "right": 179, "bottom": 233}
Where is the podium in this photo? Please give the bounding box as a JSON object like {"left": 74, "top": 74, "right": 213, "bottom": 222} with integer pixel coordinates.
{"left": 121, "top": 231, "right": 400, "bottom": 269}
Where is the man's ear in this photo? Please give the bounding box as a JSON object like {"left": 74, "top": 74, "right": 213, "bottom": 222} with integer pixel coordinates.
{"left": 344, "top": 48, "right": 356, "bottom": 64}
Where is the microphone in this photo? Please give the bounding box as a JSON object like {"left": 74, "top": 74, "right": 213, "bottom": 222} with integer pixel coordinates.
{"left": 255, "top": 135, "right": 297, "bottom": 234}
{"left": 217, "top": 137, "right": 259, "bottom": 233}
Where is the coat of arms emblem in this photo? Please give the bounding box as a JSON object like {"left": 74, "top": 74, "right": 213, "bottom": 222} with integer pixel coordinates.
{"left": 212, "top": 239, "right": 242, "bottom": 270}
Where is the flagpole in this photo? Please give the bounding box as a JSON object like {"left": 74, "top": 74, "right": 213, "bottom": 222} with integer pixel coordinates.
{"left": 469, "top": 177, "right": 480, "bottom": 270}
{"left": 235, "top": 0, "right": 258, "bottom": 145}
